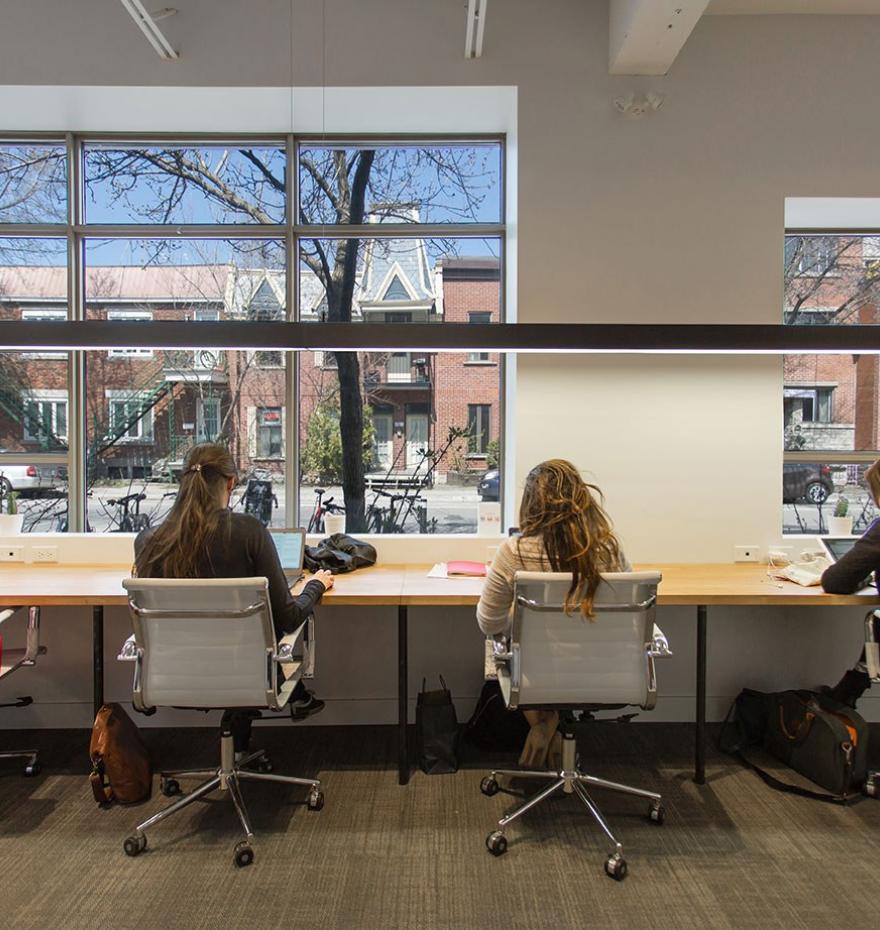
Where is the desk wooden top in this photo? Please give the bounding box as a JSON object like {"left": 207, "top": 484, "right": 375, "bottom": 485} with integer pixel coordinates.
{"left": 1, "top": 562, "right": 878, "bottom": 608}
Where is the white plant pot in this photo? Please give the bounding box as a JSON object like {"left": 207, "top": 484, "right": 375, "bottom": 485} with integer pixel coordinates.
{"left": 0, "top": 513, "right": 24, "bottom": 535}
{"left": 828, "top": 516, "right": 853, "bottom": 536}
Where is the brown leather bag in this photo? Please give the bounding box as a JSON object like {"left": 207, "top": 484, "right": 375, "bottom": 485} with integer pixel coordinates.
{"left": 89, "top": 703, "right": 152, "bottom": 806}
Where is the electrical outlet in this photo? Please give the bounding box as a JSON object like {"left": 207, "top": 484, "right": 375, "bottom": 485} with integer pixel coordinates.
{"left": 0, "top": 546, "right": 23, "bottom": 562}
{"left": 32, "top": 546, "right": 58, "bottom": 563}
{"left": 734, "top": 545, "right": 761, "bottom": 563}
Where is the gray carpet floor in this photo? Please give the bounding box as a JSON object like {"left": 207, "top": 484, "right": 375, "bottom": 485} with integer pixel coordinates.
{"left": 1, "top": 722, "right": 879, "bottom": 930}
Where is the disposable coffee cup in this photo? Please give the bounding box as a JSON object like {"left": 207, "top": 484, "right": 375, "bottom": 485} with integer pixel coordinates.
{"left": 324, "top": 513, "right": 346, "bottom": 536}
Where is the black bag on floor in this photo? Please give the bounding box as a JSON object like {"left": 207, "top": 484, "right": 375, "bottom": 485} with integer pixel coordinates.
{"left": 720, "top": 688, "right": 869, "bottom": 803}
{"left": 464, "top": 680, "right": 530, "bottom": 752}
{"left": 416, "top": 676, "right": 459, "bottom": 774}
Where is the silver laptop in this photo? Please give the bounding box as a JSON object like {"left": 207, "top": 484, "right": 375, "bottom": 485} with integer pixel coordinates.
{"left": 818, "top": 536, "right": 860, "bottom": 563}
{"left": 269, "top": 528, "right": 306, "bottom": 582}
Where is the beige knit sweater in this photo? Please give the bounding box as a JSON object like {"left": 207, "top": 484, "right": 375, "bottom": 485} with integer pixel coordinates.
{"left": 475, "top": 535, "right": 630, "bottom": 636}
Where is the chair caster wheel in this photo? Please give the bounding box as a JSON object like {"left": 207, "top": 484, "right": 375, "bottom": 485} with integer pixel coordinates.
{"left": 605, "top": 855, "right": 627, "bottom": 881}
{"left": 486, "top": 831, "right": 508, "bottom": 856}
{"left": 648, "top": 802, "right": 665, "bottom": 824}
{"left": 480, "top": 776, "right": 499, "bottom": 797}
{"left": 257, "top": 756, "right": 273, "bottom": 773}
{"left": 233, "top": 842, "right": 254, "bottom": 868}
{"left": 160, "top": 777, "right": 181, "bottom": 797}
{"left": 24, "top": 762, "right": 40, "bottom": 777}
{"left": 123, "top": 834, "right": 147, "bottom": 857}
{"left": 307, "top": 788, "right": 324, "bottom": 811}
{"left": 864, "top": 772, "right": 879, "bottom": 798}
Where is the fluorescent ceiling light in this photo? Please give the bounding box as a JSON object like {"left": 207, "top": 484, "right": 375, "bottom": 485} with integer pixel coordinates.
{"left": 465, "top": 0, "right": 488, "bottom": 59}
{"left": 119, "top": 0, "right": 178, "bottom": 60}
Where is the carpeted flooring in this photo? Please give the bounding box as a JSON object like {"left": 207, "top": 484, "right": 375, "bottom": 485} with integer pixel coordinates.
{"left": 1, "top": 722, "right": 879, "bottom": 930}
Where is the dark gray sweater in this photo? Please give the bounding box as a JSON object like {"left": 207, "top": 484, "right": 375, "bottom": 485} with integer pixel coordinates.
{"left": 821, "top": 518, "right": 880, "bottom": 594}
{"left": 134, "top": 510, "right": 325, "bottom": 637}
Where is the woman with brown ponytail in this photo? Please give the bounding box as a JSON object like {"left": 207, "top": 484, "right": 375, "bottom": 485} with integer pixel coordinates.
{"left": 476, "top": 459, "right": 630, "bottom": 769}
{"left": 134, "top": 443, "right": 334, "bottom": 748}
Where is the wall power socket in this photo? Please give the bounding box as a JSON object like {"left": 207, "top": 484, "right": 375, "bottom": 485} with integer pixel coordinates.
{"left": 32, "top": 546, "right": 58, "bottom": 563}
{"left": 734, "top": 545, "right": 761, "bottom": 563}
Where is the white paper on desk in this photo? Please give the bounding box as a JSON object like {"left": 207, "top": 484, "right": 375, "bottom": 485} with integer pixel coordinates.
{"left": 767, "top": 556, "right": 831, "bottom": 586}
{"left": 427, "top": 562, "right": 448, "bottom": 578}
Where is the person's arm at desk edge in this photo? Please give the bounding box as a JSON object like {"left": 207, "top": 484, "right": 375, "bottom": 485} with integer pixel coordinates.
{"left": 821, "top": 520, "right": 880, "bottom": 594}
{"left": 248, "top": 520, "right": 330, "bottom": 635}
{"left": 476, "top": 538, "right": 517, "bottom": 636}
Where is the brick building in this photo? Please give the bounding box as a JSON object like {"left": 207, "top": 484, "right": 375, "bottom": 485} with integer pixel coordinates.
{"left": 0, "top": 247, "right": 501, "bottom": 483}
{"left": 784, "top": 235, "right": 880, "bottom": 454}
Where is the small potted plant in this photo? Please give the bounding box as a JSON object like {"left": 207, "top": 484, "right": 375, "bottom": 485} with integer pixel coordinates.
{"left": 0, "top": 482, "right": 24, "bottom": 535}
{"left": 828, "top": 497, "right": 853, "bottom": 536}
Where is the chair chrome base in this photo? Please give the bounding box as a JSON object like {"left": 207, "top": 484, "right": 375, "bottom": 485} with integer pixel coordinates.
{"left": 480, "top": 732, "right": 664, "bottom": 881}
{"left": 123, "top": 731, "right": 323, "bottom": 868}
{"left": 0, "top": 749, "right": 39, "bottom": 777}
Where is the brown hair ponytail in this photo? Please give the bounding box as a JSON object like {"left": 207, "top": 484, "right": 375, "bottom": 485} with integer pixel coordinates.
{"left": 518, "top": 459, "right": 623, "bottom": 619}
{"left": 136, "top": 443, "right": 237, "bottom": 579}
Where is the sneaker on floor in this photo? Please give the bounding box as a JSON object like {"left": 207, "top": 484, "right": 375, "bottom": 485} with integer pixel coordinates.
{"left": 289, "top": 690, "right": 325, "bottom": 720}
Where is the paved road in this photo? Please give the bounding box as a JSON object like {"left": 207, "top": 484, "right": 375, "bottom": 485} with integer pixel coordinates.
{"left": 18, "top": 480, "right": 487, "bottom": 534}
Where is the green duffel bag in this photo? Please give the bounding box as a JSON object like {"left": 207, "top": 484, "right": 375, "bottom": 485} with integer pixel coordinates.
{"left": 721, "top": 688, "right": 868, "bottom": 803}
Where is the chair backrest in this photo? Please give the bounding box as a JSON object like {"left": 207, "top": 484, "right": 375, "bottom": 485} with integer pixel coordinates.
{"left": 501, "top": 571, "right": 662, "bottom": 710}
{"left": 122, "top": 577, "right": 278, "bottom": 711}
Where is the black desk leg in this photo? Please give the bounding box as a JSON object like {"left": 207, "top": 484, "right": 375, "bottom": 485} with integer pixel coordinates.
{"left": 93, "top": 606, "right": 104, "bottom": 719}
{"left": 398, "top": 606, "right": 409, "bottom": 785}
{"left": 695, "top": 604, "right": 707, "bottom": 785}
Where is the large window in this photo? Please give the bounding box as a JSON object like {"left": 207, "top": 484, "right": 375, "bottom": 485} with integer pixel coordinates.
{"left": 783, "top": 232, "right": 880, "bottom": 534}
{"left": 0, "top": 135, "right": 505, "bottom": 535}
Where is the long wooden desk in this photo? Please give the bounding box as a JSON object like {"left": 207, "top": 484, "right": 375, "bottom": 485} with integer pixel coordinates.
{"left": 2, "top": 562, "right": 878, "bottom": 786}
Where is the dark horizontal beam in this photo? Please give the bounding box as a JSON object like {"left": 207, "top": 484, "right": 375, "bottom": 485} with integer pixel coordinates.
{"left": 2, "top": 321, "right": 880, "bottom": 353}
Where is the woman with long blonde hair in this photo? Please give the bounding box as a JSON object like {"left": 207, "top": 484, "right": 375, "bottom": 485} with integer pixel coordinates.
{"left": 135, "top": 443, "right": 334, "bottom": 747}
{"left": 476, "top": 459, "right": 629, "bottom": 767}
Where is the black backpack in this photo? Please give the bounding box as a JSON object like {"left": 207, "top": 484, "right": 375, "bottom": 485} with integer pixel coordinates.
{"left": 304, "top": 533, "right": 377, "bottom": 574}
{"left": 720, "top": 688, "right": 869, "bottom": 803}
{"left": 463, "top": 680, "right": 530, "bottom": 752}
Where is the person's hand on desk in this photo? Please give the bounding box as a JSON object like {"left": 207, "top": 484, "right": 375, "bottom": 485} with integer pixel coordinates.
{"left": 312, "top": 569, "right": 335, "bottom": 592}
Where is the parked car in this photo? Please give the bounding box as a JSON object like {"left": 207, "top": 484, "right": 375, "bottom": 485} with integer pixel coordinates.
{"left": 478, "top": 469, "right": 499, "bottom": 502}
{"left": 0, "top": 463, "right": 67, "bottom": 498}
{"left": 783, "top": 462, "right": 833, "bottom": 504}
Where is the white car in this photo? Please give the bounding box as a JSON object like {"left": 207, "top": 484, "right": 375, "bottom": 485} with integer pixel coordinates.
{"left": 0, "top": 464, "right": 67, "bottom": 496}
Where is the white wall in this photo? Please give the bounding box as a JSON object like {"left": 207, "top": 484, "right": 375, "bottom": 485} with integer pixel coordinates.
{"left": 2, "top": 3, "right": 880, "bottom": 724}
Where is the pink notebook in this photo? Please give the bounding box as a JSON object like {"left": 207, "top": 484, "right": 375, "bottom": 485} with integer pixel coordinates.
{"left": 447, "top": 560, "right": 487, "bottom": 577}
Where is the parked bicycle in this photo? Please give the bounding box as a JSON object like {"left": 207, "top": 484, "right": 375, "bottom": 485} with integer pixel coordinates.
{"left": 366, "top": 489, "right": 428, "bottom": 534}
{"left": 106, "top": 492, "right": 151, "bottom": 532}
{"left": 243, "top": 478, "right": 277, "bottom": 527}
{"left": 307, "top": 487, "right": 345, "bottom": 533}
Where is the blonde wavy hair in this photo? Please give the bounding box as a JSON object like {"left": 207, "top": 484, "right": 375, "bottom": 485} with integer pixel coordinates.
{"left": 517, "top": 459, "right": 623, "bottom": 618}
{"left": 136, "top": 443, "right": 237, "bottom": 579}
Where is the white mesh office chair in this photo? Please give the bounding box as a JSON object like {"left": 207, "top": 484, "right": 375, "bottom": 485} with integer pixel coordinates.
{"left": 120, "top": 577, "right": 323, "bottom": 868}
{"left": 480, "top": 571, "right": 666, "bottom": 881}
{"left": 0, "top": 606, "right": 45, "bottom": 776}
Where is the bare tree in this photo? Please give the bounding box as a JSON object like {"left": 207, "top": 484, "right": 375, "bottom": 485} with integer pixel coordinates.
{"left": 72, "top": 144, "right": 497, "bottom": 529}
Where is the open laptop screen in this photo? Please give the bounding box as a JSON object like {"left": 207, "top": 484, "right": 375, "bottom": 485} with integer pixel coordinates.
{"left": 269, "top": 529, "right": 305, "bottom": 573}
{"left": 819, "top": 536, "right": 860, "bottom": 562}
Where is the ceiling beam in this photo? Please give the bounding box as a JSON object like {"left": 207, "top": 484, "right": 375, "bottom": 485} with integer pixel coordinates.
{"left": 609, "top": 0, "right": 710, "bottom": 75}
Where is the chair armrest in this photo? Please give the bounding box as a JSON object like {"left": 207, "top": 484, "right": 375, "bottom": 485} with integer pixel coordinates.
{"left": 648, "top": 623, "right": 673, "bottom": 657}
{"left": 0, "top": 606, "right": 43, "bottom": 680}
{"left": 117, "top": 634, "right": 138, "bottom": 661}
{"left": 0, "top": 607, "right": 23, "bottom": 626}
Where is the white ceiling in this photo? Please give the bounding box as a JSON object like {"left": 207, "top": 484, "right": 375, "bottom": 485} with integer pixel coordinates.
{"left": 707, "top": 1, "right": 880, "bottom": 13}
